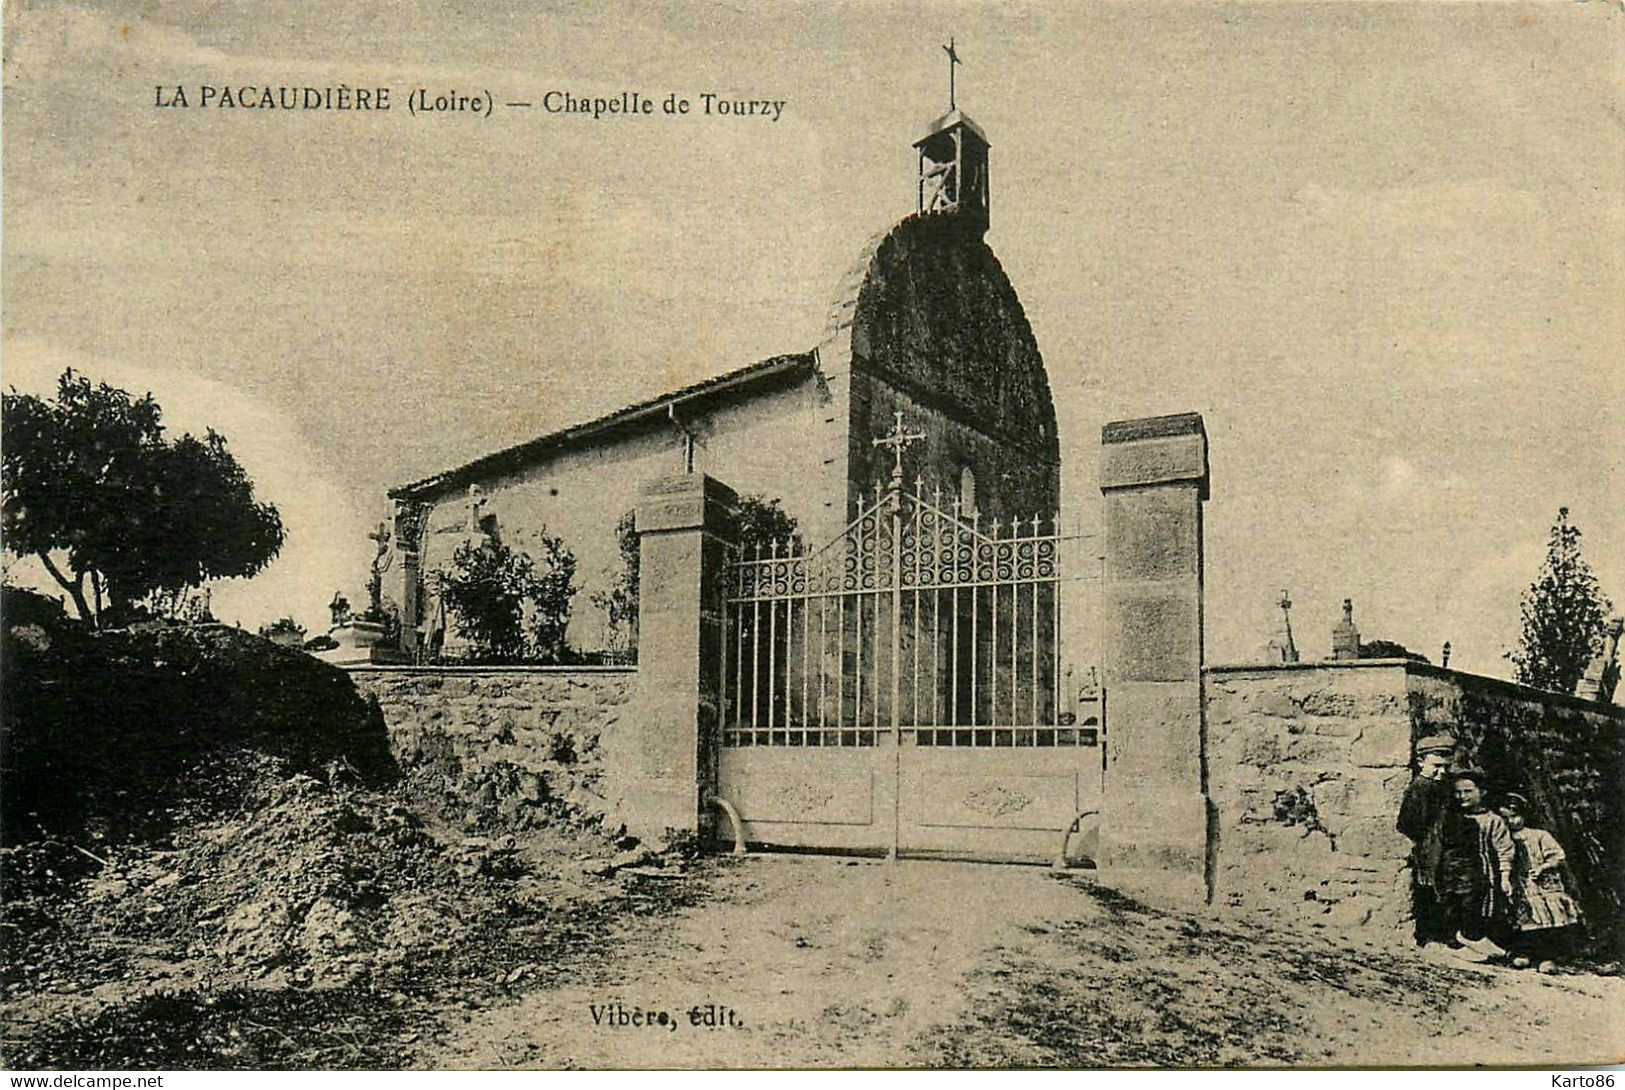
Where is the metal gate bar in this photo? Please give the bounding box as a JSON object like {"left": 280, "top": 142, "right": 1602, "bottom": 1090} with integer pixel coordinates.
{"left": 720, "top": 472, "right": 1098, "bottom": 749}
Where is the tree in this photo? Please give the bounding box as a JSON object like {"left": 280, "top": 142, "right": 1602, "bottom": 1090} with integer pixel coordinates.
{"left": 430, "top": 533, "right": 577, "bottom": 663}
{"left": 1506, "top": 507, "right": 1613, "bottom": 694}
{"left": 2, "top": 370, "right": 285, "bottom": 626}
{"left": 591, "top": 494, "right": 798, "bottom": 663}
{"left": 730, "top": 494, "right": 800, "bottom": 555}
{"left": 591, "top": 510, "right": 640, "bottom": 661}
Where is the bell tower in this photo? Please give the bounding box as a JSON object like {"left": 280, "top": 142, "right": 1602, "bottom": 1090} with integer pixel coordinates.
{"left": 914, "top": 38, "right": 989, "bottom": 235}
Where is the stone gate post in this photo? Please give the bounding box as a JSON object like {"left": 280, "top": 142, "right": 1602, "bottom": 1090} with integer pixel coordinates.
{"left": 604, "top": 473, "right": 738, "bottom": 844}
{"left": 1098, "top": 413, "right": 1211, "bottom": 904}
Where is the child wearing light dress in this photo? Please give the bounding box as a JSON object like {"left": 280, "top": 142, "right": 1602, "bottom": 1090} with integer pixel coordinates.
{"left": 1497, "top": 793, "right": 1583, "bottom": 973}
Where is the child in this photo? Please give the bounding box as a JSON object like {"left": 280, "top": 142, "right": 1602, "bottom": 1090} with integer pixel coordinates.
{"left": 1439, "top": 771, "right": 1515, "bottom": 961}
{"left": 1498, "top": 793, "right": 1583, "bottom": 973}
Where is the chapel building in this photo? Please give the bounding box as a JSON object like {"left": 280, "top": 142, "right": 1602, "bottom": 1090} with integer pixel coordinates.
{"left": 389, "top": 105, "right": 1060, "bottom": 657}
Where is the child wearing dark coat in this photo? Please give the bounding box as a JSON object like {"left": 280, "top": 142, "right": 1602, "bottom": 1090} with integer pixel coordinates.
{"left": 1437, "top": 770, "right": 1515, "bottom": 961}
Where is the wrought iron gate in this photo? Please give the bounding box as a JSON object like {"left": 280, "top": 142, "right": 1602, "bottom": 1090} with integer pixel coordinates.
{"left": 717, "top": 461, "right": 1103, "bottom": 860}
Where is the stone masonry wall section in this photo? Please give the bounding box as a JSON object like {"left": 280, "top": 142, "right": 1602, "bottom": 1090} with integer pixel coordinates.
{"left": 347, "top": 666, "right": 635, "bottom": 832}
{"left": 1204, "top": 662, "right": 1416, "bottom": 939}
{"left": 1206, "top": 660, "right": 1625, "bottom": 951}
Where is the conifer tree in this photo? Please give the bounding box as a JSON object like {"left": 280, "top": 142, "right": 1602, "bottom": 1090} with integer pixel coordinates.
{"left": 1506, "top": 507, "right": 1612, "bottom": 693}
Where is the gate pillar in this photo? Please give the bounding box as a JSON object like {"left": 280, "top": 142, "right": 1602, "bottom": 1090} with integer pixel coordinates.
{"left": 1098, "top": 413, "right": 1212, "bottom": 905}
{"left": 605, "top": 473, "right": 738, "bottom": 844}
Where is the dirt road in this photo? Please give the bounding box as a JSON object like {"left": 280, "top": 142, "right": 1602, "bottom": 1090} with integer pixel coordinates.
{"left": 425, "top": 855, "right": 1625, "bottom": 1069}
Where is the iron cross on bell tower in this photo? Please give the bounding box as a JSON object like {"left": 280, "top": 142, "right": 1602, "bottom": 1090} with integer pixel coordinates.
{"left": 916, "top": 37, "right": 990, "bottom": 235}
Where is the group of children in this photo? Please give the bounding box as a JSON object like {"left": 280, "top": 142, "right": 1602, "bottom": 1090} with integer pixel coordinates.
{"left": 1398, "top": 734, "right": 1585, "bottom": 973}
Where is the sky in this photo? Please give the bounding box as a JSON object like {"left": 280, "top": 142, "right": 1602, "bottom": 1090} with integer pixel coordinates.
{"left": 4, "top": 0, "right": 1621, "bottom": 679}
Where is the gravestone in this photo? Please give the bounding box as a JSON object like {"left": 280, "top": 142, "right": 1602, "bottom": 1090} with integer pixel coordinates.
{"left": 1264, "top": 589, "right": 1300, "bottom": 664}
{"left": 1331, "top": 598, "right": 1360, "bottom": 661}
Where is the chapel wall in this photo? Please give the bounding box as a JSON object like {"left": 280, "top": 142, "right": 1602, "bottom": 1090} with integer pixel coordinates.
{"left": 845, "top": 370, "right": 1059, "bottom": 524}
{"left": 847, "top": 214, "right": 1059, "bottom": 472}
{"left": 406, "top": 372, "right": 833, "bottom": 652}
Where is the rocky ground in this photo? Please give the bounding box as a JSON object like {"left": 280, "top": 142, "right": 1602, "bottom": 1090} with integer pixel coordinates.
{"left": 425, "top": 854, "right": 1625, "bottom": 1069}
{"left": 0, "top": 757, "right": 702, "bottom": 1069}
{"left": 10, "top": 794, "right": 1621, "bottom": 1071}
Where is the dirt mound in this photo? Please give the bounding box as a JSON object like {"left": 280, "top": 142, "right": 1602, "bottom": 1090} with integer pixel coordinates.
{"left": 1, "top": 750, "right": 704, "bottom": 1068}
{"left": 1, "top": 599, "right": 707, "bottom": 1069}
{"left": 2, "top": 603, "right": 395, "bottom": 847}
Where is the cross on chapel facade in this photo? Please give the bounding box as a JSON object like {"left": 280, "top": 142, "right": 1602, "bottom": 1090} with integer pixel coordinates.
{"left": 873, "top": 411, "right": 928, "bottom": 482}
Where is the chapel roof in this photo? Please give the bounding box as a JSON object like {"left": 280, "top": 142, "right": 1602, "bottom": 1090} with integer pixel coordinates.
{"left": 389, "top": 351, "right": 817, "bottom": 501}
{"left": 913, "top": 108, "right": 989, "bottom": 146}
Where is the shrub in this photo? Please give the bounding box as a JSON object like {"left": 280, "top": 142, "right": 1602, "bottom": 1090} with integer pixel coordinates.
{"left": 591, "top": 510, "right": 639, "bottom": 662}
{"left": 431, "top": 535, "right": 577, "bottom": 663}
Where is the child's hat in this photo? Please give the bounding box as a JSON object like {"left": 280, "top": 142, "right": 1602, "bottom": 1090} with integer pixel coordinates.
{"left": 1415, "top": 733, "right": 1457, "bottom": 755}
{"left": 1501, "top": 792, "right": 1532, "bottom": 813}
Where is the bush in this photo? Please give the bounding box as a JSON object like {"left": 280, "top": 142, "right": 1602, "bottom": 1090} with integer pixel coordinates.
{"left": 591, "top": 511, "right": 639, "bottom": 663}
{"left": 430, "top": 535, "right": 577, "bottom": 663}
{"left": 0, "top": 599, "right": 395, "bottom": 847}
{"left": 1358, "top": 639, "right": 1429, "bottom": 664}
{"left": 258, "top": 616, "right": 307, "bottom": 646}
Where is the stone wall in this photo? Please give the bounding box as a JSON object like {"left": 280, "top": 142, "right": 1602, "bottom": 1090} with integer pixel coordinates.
{"left": 840, "top": 212, "right": 1060, "bottom": 524}
{"left": 347, "top": 666, "right": 635, "bottom": 831}
{"left": 1206, "top": 660, "right": 1625, "bottom": 950}
{"left": 1205, "top": 662, "right": 1419, "bottom": 938}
